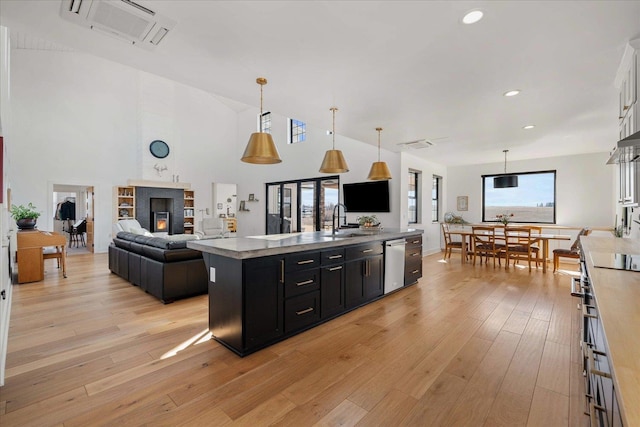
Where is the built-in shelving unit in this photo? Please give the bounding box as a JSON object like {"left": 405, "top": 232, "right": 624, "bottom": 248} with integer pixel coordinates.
{"left": 114, "top": 186, "right": 135, "bottom": 222}
{"left": 184, "top": 190, "right": 195, "bottom": 234}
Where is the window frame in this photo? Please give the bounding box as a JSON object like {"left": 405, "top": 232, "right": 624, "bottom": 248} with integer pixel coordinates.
{"left": 408, "top": 170, "right": 420, "bottom": 224}
{"left": 288, "top": 118, "right": 306, "bottom": 144}
{"left": 260, "top": 111, "right": 271, "bottom": 134}
{"left": 481, "top": 170, "right": 557, "bottom": 224}
{"left": 432, "top": 175, "right": 441, "bottom": 223}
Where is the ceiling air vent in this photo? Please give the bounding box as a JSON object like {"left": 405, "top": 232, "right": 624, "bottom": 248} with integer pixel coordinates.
{"left": 59, "top": 0, "right": 176, "bottom": 50}
{"left": 396, "top": 139, "right": 434, "bottom": 150}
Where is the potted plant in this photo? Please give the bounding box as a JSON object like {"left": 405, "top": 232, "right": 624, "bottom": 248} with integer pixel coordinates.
{"left": 10, "top": 203, "right": 41, "bottom": 230}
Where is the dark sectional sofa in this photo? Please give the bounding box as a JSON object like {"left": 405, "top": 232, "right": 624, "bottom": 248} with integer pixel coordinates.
{"left": 108, "top": 232, "right": 208, "bottom": 303}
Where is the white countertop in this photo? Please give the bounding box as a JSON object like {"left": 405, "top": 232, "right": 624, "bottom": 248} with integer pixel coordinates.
{"left": 187, "top": 228, "right": 423, "bottom": 259}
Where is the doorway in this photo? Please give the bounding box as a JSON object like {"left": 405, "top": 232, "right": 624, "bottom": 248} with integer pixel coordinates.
{"left": 52, "top": 184, "right": 94, "bottom": 254}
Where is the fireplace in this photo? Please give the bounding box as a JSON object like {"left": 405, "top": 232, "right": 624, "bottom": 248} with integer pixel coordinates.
{"left": 154, "top": 212, "right": 170, "bottom": 232}
{"left": 135, "top": 187, "right": 185, "bottom": 235}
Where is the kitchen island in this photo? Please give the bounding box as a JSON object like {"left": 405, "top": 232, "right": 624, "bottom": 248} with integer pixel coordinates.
{"left": 188, "top": 228, "right": 423, "bottom": 356}
{"left": 579, "top": 235, "right": 640, "bottom": 427}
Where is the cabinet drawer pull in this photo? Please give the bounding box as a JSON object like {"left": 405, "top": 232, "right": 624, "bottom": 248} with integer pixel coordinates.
{"left": 328, "top": 266, "right": 343, "bottom": 271}
{"left": 411, "top": 269, "right": 419, "bottom": 274}
{"left": 296, "top": 279, "right": 314, "bottom": 287}
{"left": 297, "top": 259, "right": 315, "bottom": 265}
{"left": 410, "top": 252, "right": 420, "bottom": 257}
{"left": 296, "top": 307, "right": 314, "bottom": 316}
{"left": 280, "top": 259, "right": 285, "bottom": 284}
{"left": 328, "top": 254, "right": 343, "bottom": 259}
{"left": 361, "top": 249, "right": 373, "bottom": 253}
{"left": 412, "top": 240, "right": 420, "bottom": 244}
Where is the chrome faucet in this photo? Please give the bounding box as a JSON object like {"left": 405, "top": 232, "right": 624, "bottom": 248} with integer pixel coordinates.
{"left": 332, "top": 203, "right": 347, "bottom": 235}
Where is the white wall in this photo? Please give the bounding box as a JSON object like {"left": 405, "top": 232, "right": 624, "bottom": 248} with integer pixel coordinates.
{"left": 9, "top": 48, "right": 238, "bottom": 251}
{"left": 446, "top": 152, "right": 615, "bottom": 228}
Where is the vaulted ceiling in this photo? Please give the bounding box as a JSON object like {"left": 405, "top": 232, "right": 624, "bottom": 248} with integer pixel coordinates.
{"left": 1, "top": 0, "right": 639, "bottom": 166}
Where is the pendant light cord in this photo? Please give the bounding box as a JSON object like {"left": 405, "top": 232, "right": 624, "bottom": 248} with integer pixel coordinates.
{"left": 330, "top": 107, "right": 338, "bottom": 149}
{"left": 503, "top": 149, "right": 508, "bottom": 173}
{"left": 376, "top": 127, "right": 383, "bottom": 162}
{"left": 257, "top": 77, "right": 267, "bottom": 132}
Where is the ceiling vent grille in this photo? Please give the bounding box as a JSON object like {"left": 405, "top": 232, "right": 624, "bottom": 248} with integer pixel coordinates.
{"left": 59, "top": 0, "right": 176, "bottom": 50}
{"left": 396, "top": 139, "right": 434, "bottom": 150}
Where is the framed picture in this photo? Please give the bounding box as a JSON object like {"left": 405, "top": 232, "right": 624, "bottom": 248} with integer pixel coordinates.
{"left": 239, "top": 201, "right": 246, "bottom": 211}
{"left": 457, "top": 196, "right": 468, "bottom": 211}
{"left": 219, "top": 213, "right": 226, "bottom": 218}
{"left": 248, "top": 193, "right": 255, "bottom": 201}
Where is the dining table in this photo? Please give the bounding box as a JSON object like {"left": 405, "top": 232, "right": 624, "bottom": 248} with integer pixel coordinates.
{"left": 445, "top": 226, "right": 571, "bottom": 273}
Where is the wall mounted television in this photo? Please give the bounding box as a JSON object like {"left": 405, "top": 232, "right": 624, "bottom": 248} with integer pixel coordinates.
{"left": 342, "top": 180, "right": 390, "bottom": 213}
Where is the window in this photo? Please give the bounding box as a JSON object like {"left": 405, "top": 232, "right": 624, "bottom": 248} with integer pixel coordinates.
{"left": 260, "top": 112, "right": 271, "bottom": 133}
{"left": 482, "top": 170, "right": 556, "bottom": 223}
{"left": 288, "top": 118, "right": 306, "bottom": 144}
{"left": 408, "top": 170, "right": 420, "bottom": 224}
{"left": 432, "top": 175, "right": 441, "bottom": 223}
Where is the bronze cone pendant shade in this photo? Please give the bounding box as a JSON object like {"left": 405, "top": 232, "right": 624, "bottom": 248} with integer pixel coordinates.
{"left": 241, "top": 77, "right": 282, "bottom": 164}
{"left": 367, "top": 127, "right": 392, "bottom": 180}
{"left": 319, "top": 107, "right": 349, "bottom": 173}
{"left": 242, "top": 132, "right": 281, "bottom": 164}
{"left": 319, "top": 149, "right": 349, "bottom": 173}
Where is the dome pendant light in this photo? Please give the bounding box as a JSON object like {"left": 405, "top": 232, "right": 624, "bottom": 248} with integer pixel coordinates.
{"left": 494, "top": 149, "right": 518, "bottom": 188}
{"left": 241, "top": 77, "right": 282, "bottom": 164}
{"left": 367, "top": 127, "right": 392, "bottom": 180}
{"left": 319, "top": 107, "right": 349, "bottom": 173}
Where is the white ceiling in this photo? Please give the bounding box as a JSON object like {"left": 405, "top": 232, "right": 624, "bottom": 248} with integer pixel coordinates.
{"left": 1, "top": 0, "right": 639, "bottom": 166}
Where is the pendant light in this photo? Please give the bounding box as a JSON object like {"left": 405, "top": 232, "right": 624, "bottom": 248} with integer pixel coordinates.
{"left": 494, "top": 149, "right": 518, "bottom": 188}
{"left": 367, "top": 127, "right": 392, "bottom": 180}
{"left": 319, "top": 107, "right": 349, "bottom": 173}
{"left": 241, "top": 77, "right": 282, "bottom": 164}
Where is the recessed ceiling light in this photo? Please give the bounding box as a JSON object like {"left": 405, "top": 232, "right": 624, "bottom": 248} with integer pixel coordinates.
{"left": 462, "top": 10, "right": 484, "bottom": 24}
{"left": 523, "top": 125, "right": 535, "bottom": 130}
{"left": 503, "top": 90, "right": 520, "bottom": 97}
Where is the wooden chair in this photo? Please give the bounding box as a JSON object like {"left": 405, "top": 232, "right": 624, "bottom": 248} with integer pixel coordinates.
{"left": 441, "top": 223, "right": 468, "bottom": 260}
{"left": 471, "top": 226, "right": 502, "bottom": 267}
{"left": 504, "top": 226, "right": 539, "bottom": 272}
{"left": 42, "top": 245, "right": 67, "bottom": 278}
{"left": 553, "top": 227, "right": 591, "bottom": 272}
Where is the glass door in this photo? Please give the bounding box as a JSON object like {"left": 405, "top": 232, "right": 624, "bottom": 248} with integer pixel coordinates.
{"left": 300, "top": 181, "right": 316, "bottom": 232}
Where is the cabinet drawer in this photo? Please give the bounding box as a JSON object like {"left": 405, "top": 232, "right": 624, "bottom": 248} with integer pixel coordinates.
{"left": 405, "top": 264, "right": 422, "bottom": 286}
{"left": 285, "top": 251, "right": 320, "bottom": 273}
{"left": 320, "top": 248, "right": 345, "bottom": 266}
{"left": 405, "top": 246, "right": 422, "bottom": 261}
{"left": 285, "top": 291, "right": 320, "bottom": 333}
{"left": 284, "top": 269, "right": 320, "bottom": 298}
{"left": 406, "top": 235, "right": 423, "bottom": 248}
{"left": 345, "top": 242, "right": 383, "bottom": 260}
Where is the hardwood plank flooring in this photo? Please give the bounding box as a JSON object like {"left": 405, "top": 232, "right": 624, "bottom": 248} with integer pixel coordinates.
{"left": 0, "top": 252, "right": 589, "bottom": 426}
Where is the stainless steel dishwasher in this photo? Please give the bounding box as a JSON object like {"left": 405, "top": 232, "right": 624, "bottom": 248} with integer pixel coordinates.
{"left": 384, "top": 238, "right": 406, "bottom": 294}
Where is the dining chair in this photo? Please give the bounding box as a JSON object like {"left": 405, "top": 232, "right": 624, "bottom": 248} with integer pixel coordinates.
{"left": 441, "top": 223, "right": 468, "bottom": 260}
{"left": 42, "top": 245, "right": 67, "bottom": 278}
{"left": 553, "top": 227, "right": 591, "bottom": 272}
{"left": 504, "top": 226, "right": 538, "bottom": 271}
{"left": 471, "top": 226, "right": 502, "bottom": 267}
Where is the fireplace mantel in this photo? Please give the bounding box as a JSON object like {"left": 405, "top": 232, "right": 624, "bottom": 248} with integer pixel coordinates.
{"left": 127, "top": 179, "right": 191, "bottom": 190}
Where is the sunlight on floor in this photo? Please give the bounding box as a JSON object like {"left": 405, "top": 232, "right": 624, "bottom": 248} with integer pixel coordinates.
{"left": 160, "top": 329, "right": 211, "bottom": 360}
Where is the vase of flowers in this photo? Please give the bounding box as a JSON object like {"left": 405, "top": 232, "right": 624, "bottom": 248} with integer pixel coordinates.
{"left": 496, "top": 213, "right": 514, "bottom": 225}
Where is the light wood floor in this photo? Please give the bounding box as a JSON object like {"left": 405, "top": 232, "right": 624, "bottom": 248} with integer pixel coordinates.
{"left": 0, "top": 252, "right": 590, "bottom": 426}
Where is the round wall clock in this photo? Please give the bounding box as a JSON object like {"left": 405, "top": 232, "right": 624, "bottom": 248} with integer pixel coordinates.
{"left": 149, "top": 140, "right": 170, "bottom": 159}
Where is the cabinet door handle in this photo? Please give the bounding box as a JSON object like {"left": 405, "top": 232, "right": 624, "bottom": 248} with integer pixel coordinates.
{"left": 328, "top": 266, "right": 343, "bottom": 271}
{"left": 412, "top": 240, "right": 420, "bottom": 244}
{"left": 411, "top": 269, "right": 419, "bottom": 274}
{"left": 361, "top": 249, "right": 373, "bottom": 254}
{"left": 297, "top": 259, "right": 315, "bottom": 265}
{"left": 411, "top": 252, "right": 420, "bottom": 257}
{"left": 296, "top": 307, "right": 314, "bottom": 316}
{"left": 280, "top": 259, "right": 285, "bottom": 284}
{"left": 296, "top": 279, "right": 314, "bottom": 287}
{"left": 328, "top": 254, "right": 343, "bottom": 259}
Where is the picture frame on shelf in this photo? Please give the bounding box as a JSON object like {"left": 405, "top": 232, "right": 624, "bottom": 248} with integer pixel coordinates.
{"left": 457, "top": 196, "right": 468, "bottom": 211}
{"left": 239, "top": 201, "right": 247, "bottom": 211}
{"left": 248, "top": 193, "right": 255, "bottom": 201}
{"left": 219, "top": 213, "right": 226, "bottom": 218}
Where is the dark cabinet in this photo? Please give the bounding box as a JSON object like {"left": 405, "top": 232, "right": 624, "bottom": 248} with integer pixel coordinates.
{"left": 405, "top": 234, "right": 423, "bottom": 286}
{"left": 320, "top": 248, "right": 345, "bottom": 319}
{"left": 283, "top": 251, "right": 320, "bottom": 333}
{"left": 345, "top": 242, "right": 384, "bottom": 308}
{"left": 244, "top": 256, "right": 284, "bottom": 349}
